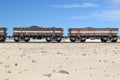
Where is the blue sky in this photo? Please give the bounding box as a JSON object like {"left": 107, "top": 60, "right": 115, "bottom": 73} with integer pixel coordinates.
{"left": 0, "top": 0, "right": 120, "bottom": 35}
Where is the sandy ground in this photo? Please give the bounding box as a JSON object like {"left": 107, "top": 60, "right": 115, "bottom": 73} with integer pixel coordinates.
{"left": 0, "top": 40, "right": 120, "bottom": 80}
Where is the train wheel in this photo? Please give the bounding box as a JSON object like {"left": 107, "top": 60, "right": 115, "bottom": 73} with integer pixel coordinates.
{"left": 1, "top": 38, "right": 6, "bottom": 42}
{"left": 0, "top": 37, "right": 6, "bottom": 42}
{"left": 56, "top": 37, "right": 62, "bottom": 42}
{"left": 101, "top": 37, "right": 108, "bottom": 42}
{"left": 111, "top": 40, "right": 117, "bottom": 42}
{"left": 46, "top": 37, "right": 51, "bottom": 42}
{"left": 80, "top": 37, "right": 86, "bottom": 42}
{"left": 14, "top": 37, "right": 19, "bottom": 42}
{"left": 70, "top": 37, "right": 76, "bottom": 42}
{"left": 81, "top": 39, "right": 86, "bottom": 42}
{"left": 24, "top": 37, "right": 30, "bottom": 42}
{"left": 111, "top": 37, "right": 117, "bottom": 42}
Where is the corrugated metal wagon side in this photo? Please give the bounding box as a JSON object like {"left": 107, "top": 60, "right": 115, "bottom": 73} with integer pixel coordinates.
{"left": 13, "top": 26, "right": 63, "bottom": 42}
{"left": 68, "top": 28, "right": 118, "bottom": 42}
{"left": 0, "top": 27, "right": 7, "bottom": 42}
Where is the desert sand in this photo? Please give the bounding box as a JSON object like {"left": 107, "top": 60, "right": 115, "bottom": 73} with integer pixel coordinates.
{"left": 0, "top": 40, "right": 120, "bottom": 80}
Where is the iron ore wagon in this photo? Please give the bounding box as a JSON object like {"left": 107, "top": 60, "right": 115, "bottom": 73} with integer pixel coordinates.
{"left": 68, "top": 28, "right": 118, "bottom": 42}
{"left": 13, "top": 26, "right": 63, "bottom": 42}
{"left": 0, "top": 28, "right": 7, "bottom": 42}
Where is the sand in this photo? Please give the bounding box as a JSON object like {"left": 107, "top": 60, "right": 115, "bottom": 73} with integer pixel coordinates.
{"left": 0, "top": 40, "right": 120, "bottom": 80}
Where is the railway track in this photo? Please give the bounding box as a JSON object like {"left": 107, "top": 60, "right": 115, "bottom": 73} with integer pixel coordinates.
{"left": 1, "top": 37, "right": 120, "bottom": 43}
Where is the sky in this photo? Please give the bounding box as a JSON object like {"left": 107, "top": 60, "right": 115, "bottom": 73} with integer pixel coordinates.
{"left": 0, "top": 0, "right": 120, "bottom": 36}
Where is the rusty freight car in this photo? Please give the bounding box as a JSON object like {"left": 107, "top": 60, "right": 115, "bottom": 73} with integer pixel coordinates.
{"left": 13, "top": 26, "right": 63, "bottom": 42}
{"left": 68, "top": 28, "right": 118, "bottom": 42}
{"left": 0, "top": 27, "right": 7, "bottom": 42}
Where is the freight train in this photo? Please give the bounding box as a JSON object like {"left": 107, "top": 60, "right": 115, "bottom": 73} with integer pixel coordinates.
{"left": 0, "top": 26, "right": 119, "bottom": 42}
